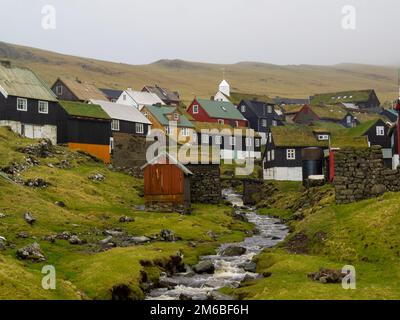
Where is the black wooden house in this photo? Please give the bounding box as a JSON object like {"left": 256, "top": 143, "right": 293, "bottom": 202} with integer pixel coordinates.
{"left": 0, "top": 61, "right": 63, "bottom": 144}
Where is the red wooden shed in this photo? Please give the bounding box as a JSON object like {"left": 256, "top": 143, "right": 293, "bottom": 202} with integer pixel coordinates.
{"left": 141, "top": 152, "right": 192, "bottom": 213}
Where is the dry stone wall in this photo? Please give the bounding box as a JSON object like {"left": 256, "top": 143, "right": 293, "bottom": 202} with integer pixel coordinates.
{"left": 186, "top": 164, "right": 221, "bottom": 204}
{"left": 334, "top": 146, "right": 400, "bottom": 204}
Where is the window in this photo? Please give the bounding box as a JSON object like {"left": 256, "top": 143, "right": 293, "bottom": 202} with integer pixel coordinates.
{"left": 193, "top": 105, "right": 199, "bottom": 114}
{"left": 110, "top": 137, "right": 114, "bottom": 153}
{"left": 218, "top": 119, "right": 224, "bottom": 125}
{"left": 317, "top": 134, "right": 329, "bottom": 141}
{"left": 55, "top": 85, "right": 63, "bottom": 95}
{"left": 143, "top": 111, "right": 148, "bottom": 118}
{"left": 181, "top": 128, "right": 189, "bottom": 137}
{"left": 271, "top": 149, "right": 275, "bottom": 160}
{"left": 123, "top": 94, "right": 127, "bottom": 101}
{"left": 261, "top": 119, "right": 267, "bottom": 127}
{"left": 230, "top": 136, "right": 236, "bottom": 146}
{"left": 272, "top": 120, "right": 277, "bottom": 126}
{"left": 174, "top": 113, "right": 180, "bottom": 121}
{"left": 201, "top": 134, "right": 209, "bottom": 144}
{"left": 235, "top": 121, "right": 239, "bottom": 127}
{"left": 241, "top": 105, "right": 246, "bottom": 113}
{"left": 215, "top": 135, "right": 222, "bottom": 145}
{"left": 267, "top": 151, "right": 271, "bottom": 161}
{"left": 38, "top": 101, "right": 48, "bottom": 114}
{"left": 165, "top": 126, "right": 173, "bottom": 135}
{"left": 111, "top": 119, "right": 120, "bottom": 131}
{"left": 268, "top": 132, "right": 272, "bottom": 143}
{"left": 255, "top": 139, "right": 260, "bottom": 147}
{"left": 346, "top": 115, "right": 352, "bottom": 124}
{"left": 286, "top": 149, "right": 296, "bottom": 160}
{"left": 376, "top": 126, "right": 385, "bottom": 136}
{"left": 246, "top": 137, "right": 252, "bottom": 147}
{"left": 267, "top": 105, "right": 272, "bottom": 113}
{"left": 136, "top": 123, "right": 144, "bottom": 134}
{"left": 17, "top": 98, "right": 27, "bottom": 111}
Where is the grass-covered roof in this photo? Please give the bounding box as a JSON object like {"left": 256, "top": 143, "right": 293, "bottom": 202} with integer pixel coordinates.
{"left": 229, "top": 92, "right": 275, "bottom": 105}
{"left": 310, "top": 89, "right": 373, "bottom": 105}
{"left": 59, "top": 101, "right": 111, "bottom": 120}
{"left": 271, "top": 125, "right": 328, "bottom": 147}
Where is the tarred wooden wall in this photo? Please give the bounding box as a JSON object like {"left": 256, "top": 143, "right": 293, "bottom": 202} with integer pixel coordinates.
{"left": 144, "top": 164, "right": 184, "bottom": 196}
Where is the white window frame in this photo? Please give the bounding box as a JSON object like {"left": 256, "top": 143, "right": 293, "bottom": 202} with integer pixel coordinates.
{"left": 215, "top": 135, "right": 222, "bottom": 145}
{"left": 230, "top": 136, "right": 236, "bottom": 146}
{"left": 271, "top": 149, "right": 275, "bottom": 160}
{"left": 17, "top": 98, "right": 27, "bottom": 111}
{"left": 318, "top": 134, "right": 329, "bottom": 141}
{"left": 136, "top": 123, "right": 144, "bottom": 134}
{"left": 110, "top": 137, "right": 114, "bottom": 153}
{"left": 181, "top": 128, "right": 189, "bottom": 137}
{"left": 38, "top": 101, "right": 49, "bottom": 114}
{"left": 235, "top": 121, "right": 239, "bottom": 127}
{"left": 268, "top": 132, "right": 272, "bottom": 143}
{"left": 166, "top": 126, "right": 174, "bottom": 135}
{"left": 218, "top": 119, "right": 224, "bottom": 125}
{"left": 201, "top": 134, "right": 209, "bottom": 144}
{"left": 267, "top": 151, "right": 271, "bottom": 161}
{"left": 241, "top": 105, "right": 246, "bottom": 113}
{"left": 255, "top": 139, "right": 260, "bottom": 148}
{"left": 55, "top": 85, "right": 63, "bottom": 95}
{"left": 193, "top": 105, "right": 199, "bottom": 114}
{"left": 376, "top": 126, "right": 385, "bottom": 136}
{"left": 346, "top": 115, "right": 352, "bottom": 124}
{"left": 111, "top": 119, "right": 120, "bottom": 131}
{"left": 267, "top": 105, "right": 272, "bottom": 113}
{"left": 286, "top": 149, "right": 296, "bottom": 160}
{"left": 261, "top": 119, "right": 267, "bottom": 127}
{"left": 246, "top": 137, "right": 252, "bottom": 147}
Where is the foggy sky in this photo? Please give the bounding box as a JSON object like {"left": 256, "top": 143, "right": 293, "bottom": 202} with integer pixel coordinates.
{"left": 1, "top": 0, "right": 399, "bottom": 66}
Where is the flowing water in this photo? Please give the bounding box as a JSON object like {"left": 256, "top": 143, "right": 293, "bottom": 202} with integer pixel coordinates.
{"left": 146, "top": 189, "right": 289, "bottom": 300}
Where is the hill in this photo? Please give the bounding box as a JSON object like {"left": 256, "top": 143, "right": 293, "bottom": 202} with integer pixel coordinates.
{"left": 0, "top": 41, "right": 398, "bottom": 104}
{"left": 0, "top": 127, "right": 251, "bottom": 299}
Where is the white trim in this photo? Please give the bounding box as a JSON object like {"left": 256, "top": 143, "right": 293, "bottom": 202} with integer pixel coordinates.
{"left": 376, "top": 126, "right": 385, "bottom": 136}
{"left": 193, "top": 105, "right": 199, "bottom": 114}
{"left": 38, "top": 101, "right": 49, "bottom": 114}
{"left": 111, "top": 119, "right": 120, "bottom": 131}
{"left": 17, "top": 98, "right": 28, "bottom": 112}
{"left": 215, "top": 135, "right": 222, "bottom": 145}
{"left": 136, "top": 123, "right": 144, "bottom": 134}
{"left": 0, "top": 85, "right": 8, "bottom": 98}
{"left": 286, "top": 148, "right": 296, "bottom": 160}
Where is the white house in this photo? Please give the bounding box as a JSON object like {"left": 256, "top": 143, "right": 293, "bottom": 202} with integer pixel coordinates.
{"left": 116, "top": 88, "right": 164, "bottom": 110}
{"left": 214, "top": 80, "right": 231, "bottom": 102}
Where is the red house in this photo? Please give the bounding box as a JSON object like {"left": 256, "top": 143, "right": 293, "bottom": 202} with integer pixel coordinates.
{"left": 187, "top": 98, "right": 248, "bottom": 127}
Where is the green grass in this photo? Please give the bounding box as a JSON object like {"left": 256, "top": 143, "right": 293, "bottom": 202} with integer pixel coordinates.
{"left": 0, "top": 127, "right": 251, "bottom": 300}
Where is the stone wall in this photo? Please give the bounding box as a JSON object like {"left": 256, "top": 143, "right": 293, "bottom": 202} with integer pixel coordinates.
{"left": 186, "top": 164, "right": 221, "bottom": 204}
{"left": 334, "top": 146, "right": 400, "bottom": 204}
{"left": 243, "top": 179, "right": 264, "bottom": 205}
{"left": 145, "top": 201, "right": 190, "bottom": 214}
{"left": 112, "top": 133, "right": 151, "bottom": 177}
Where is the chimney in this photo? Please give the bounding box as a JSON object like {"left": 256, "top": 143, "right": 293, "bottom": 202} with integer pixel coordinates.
{"left": 0, "top": 60, "right": 11, "bottom": 68}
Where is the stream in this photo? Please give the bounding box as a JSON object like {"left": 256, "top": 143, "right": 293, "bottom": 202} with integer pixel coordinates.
{"left": 146, "top": 189, "right": 289, "bottom": 300}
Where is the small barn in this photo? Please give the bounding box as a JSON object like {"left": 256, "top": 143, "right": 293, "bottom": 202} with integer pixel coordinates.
{"left": 141, "top": 152, "right": 192, "bottom": 213}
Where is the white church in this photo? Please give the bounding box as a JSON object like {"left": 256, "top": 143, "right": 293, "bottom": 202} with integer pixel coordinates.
{"left": 214, "top": 80, "right": 231, "bottom": 102}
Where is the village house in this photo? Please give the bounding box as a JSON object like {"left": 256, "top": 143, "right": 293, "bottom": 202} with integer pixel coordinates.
{"left": 0, "top": 61, "right": 62, "bottom": 144}
{"left": 237, "top": 99, "right": 283, "bottom": 140}
{"left": 90, "top": 99, "right": 152, "bottom": 151}
{"left": 57, "top": 100, "right": 112, "bottom": 163}
{"left": 99, "top": 88, "right": 123, "bottom": 103}
{"left": 51, "top": 77, "right": 108, "bottom": 102}
{"left": 193, "top": 122, "right": 262, "bottom": 160}
{"left": 141, "top": 104, "right": 195, "bottom": 143}
{"left": 213, "top": 80, "right": 231, "bottom": 102}
{"left": 116, "top": 88, "right": 164, "bottom": 110}
{"left": 310, "top": 89, "right": 381, "bottom": 111}
{"left": 274, "top": 96, "right": 310, "bottom": 106}
{"left": 142, "top": 152, "right": 192, "bottom": 213}
{"left": 187, "top": 98, "right": 248, "bottom": 128}
{"left": 293, "top": 104, "right": 359, "bottom": 128}
{"left": 381, "top": 107, "right": 398, "bottom": 123}
{"left": 263, "top": 126, "right": 330, "bottom": 181}
{"left": 142, "top": 85, "right": 180, "bottom": 106}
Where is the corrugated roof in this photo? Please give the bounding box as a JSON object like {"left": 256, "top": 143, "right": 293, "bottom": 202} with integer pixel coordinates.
{"left": 90, "top": 100, "right": 152, "bottom": 124}
{"left": 146, "top": 105, "right": 194, "bottom": 128}
{"left": 59, "top": 100, "right": 111, "bottom": 120}
{"left": 125, "top": 90, "right": 165, "bottom": 106}
{"left": 0, "top": 63, "right": 57, "bottom": 101}
{"left": 57, "top": 77, "right": 108, "bottom": 101}
{"left": 143, "top": 85, "right": 180, "bottom": 103}
{"left": 196, "top": 98, "right": 246, "bottom": 121}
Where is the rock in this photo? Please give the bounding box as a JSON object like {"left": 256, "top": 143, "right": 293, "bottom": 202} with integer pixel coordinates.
{"left": 55, "top": 201, "right": 66, "bottom": 208}
{"left": 179, "top": 293, "right": 193, "bottom": 300}
{"left": 220, "top": 246, "right": 247, "bottom": 256}
{"left": 285, "top": 232, "right": 309, "bottom": 254}
{"left": 209, "top": 292, "right": 232, "bottom": 300}
{"left": 262, "top": 272, "right": 272, "bottom": 278}
{"left": 17, "top": 231, "right": 29, "bottom": 238}
{"left": 206, "top": 230, "right": 217, "bottom": 240}
{"left": 24, "top": 178, "right": 49, "bottom": 188}
{"left": 0, "top": 213, "right": 6, "bottom": 218}
{"left": 56, "top": 231, "right": 72, "bottom": 240}
{"left": 242, "top": 273, "right": 260, "bottom": 282}
{"left": 104, "top": 229, "right": 124, "bottom": 237}
{"left": 126, "top": 236, "right": 151, "bottom": 244}
{"left": 88, "top": 173, "right": 106, "bottom": 182}
{"left": 43, "top": 235, "right": 56, "bottom": 243}
{"left": 160, "top": 229, "right": 176, "bottom": 242}
{"left": 99, "top": 236, "right": 113, "bottom": 245}
{"left": 119, "top": 216, "right": 134, "bottom": 223}
{"left": 68, "top": 235, "right": 83, "bottom": 245}
{"left": 16, "top": 242, "right": 46, "bottom": 262}
{"left": 24, "top": 212, "right": 36, "bottom": 225}
{"left": 0, "top": 236, "right": 7, "bottom": 250}
{"left": 233, "top": 212, "right": 248, "bottom": 222}
{"left": 159, "top": 277, "right": 180, "bottom": 289}
{"left": 239, "top": 261, "right": 257, "bottom": 273}
{"left": 193, "top": 260, "right": 215, "bottom": 274}
{"left": 308, "top": 268, "right": 346, "bottom": 284}
{"left": 371, "top": 184, "right": 386, "bottom": 196}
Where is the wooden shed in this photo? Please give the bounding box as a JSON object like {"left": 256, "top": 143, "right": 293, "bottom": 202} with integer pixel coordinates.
{"left": 141, "top": 152, "right": 192, "bottom": 213}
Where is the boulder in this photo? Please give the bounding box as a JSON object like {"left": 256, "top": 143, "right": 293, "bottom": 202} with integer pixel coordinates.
{"left": 206, "top": 230, "right": 217, "bottom": 240}
{"left": 193, "top": 260, "right": 215, "bottom": 274}
{"left": 119, "top": 216, "right": 134, "bottom": 223}
{"left": 55, "top": 201, "right": 66, "bottom": 208}
{"left": 179, "top": 293, "right": 193, "bottom": 300}
{"left": 220, "top": 246, "right": 247, "bottom": 257}
{"left": 125, "top": 236, "right": 151, "bottom": 244}
{"left": 56, "top": 231, "right": 72, "bottom": 240}
{"left": 68, "top": 235, "right": 83, "bottom": 245}
{"left": 16, "top": 242, "right": 46, "bottom": 262}
{"left": 104, "top": 229, "right": 124, "bottom": 237}
{"left": 239, "top": 261, "right": 257, "bottom": 273}
{"left": 99, "top": 236, "right": 113, "bottom": 245}
{"left": 43, "top": 235, "right": 57, "bottom": 243}
{"left": 24, "top": 212, "right": 36, "bottom": 225}
{"left": 88, "top": 173, "right": 106, "bottom": 182}
{"left": 24, "top": 178, "right": 49, "bottom": 188}
{"left": 0, "top": 236, "right": 6, "bottom": 250}
{"left": 371, "top": 184, "right": 386, "bottom": 196}
{"left": 160, "top": 229, "right": 176, "bottom": 242}
{"left": 17, "top": 231, "right": 29, "bottom": 239}
{"left": 308, "top": 268, "right": 346, "bottom": 284}
{"left": 159, "top": 277, "right": 180, "bottom": 289}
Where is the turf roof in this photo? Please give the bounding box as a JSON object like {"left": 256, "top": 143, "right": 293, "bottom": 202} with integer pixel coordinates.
{"left": 229, "top": 92, "right": 275, "bottom": 105}
{"left": 59, "top": 100, "right": 111, "bottom": 120}
{"left": 311, "top": 89, "right": 373, "bottom": 105}
{"left": 270, "top": 125, "right": 328, "bottom": 147}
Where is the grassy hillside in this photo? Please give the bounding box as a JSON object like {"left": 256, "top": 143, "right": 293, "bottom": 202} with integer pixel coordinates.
{"left": 0, "top": 127, "right": 251, "bottom": 300}
{"left": 0, "top": 41, "right": 398, "bottom": 104}
{"left": 223, "top": 183, "right": 400, "bottom": 299}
